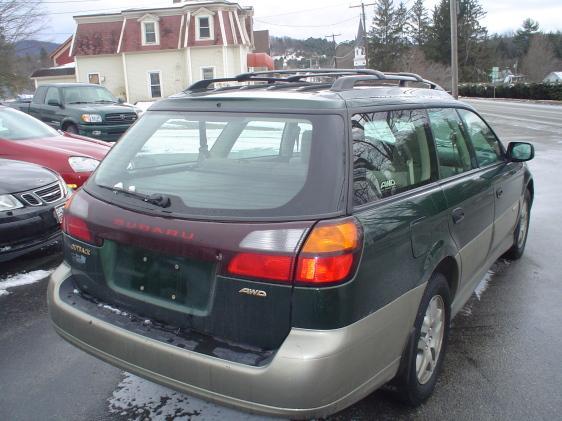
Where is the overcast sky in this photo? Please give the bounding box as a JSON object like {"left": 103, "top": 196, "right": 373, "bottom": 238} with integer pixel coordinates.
{"left": 40, "top": 0, "right": 562, "bottom": 44}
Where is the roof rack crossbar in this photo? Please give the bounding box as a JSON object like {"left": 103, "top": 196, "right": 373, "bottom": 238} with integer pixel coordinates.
{"left": 185, "top": 68, "right": 442, "bottom": 93}
{"left": 330, "top": 74, "right": 442, "bottom": 91}
{"left": 236, "top": 68, "right": 385, "bottom": 78}
{"left": 187, "top": 76, "right": 287, "bottom": 92}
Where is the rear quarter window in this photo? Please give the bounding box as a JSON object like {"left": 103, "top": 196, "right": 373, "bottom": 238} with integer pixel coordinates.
{"left": 352, "top": 109, "right": 437, "bottom": 206}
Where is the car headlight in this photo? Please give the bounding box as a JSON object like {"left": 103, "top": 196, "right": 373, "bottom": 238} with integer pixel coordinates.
{"left": 0, "top": 194, "right": 24, "bottom": 211}
{"left": 68, "top": 156, "right": 100, "bottom": 172}
{"left": 81, "top": 114, "right": 103, "bottom": 123}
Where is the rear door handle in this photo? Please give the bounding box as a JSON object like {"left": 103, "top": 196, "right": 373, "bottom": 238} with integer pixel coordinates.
{"left": 452, "top": 207, "right": 465, "bottom": 224}
{"left": 496, "top": 188, "right": 504, "bottom": 198}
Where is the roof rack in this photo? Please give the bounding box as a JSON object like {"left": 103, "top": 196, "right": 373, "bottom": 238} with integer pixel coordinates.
{"left": 185, "top": 68, "right": 443, "bottom": 93}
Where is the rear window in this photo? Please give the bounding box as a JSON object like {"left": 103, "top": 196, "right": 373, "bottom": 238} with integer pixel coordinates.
{"left": 89, "top": 111, "right": 346, "bottom": 220}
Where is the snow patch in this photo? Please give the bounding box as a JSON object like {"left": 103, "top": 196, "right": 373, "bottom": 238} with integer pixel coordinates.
{"left": 108, "top": 372, "right": 280, "bottom": 420}
{"left": 474, "top": 270, "right": 494, "bottom": 300}
{"left": 102, "top": 304, "right": 127, "bottom": 316}
{"left": 0, "top": 269, "right": 54, "bottom": 296}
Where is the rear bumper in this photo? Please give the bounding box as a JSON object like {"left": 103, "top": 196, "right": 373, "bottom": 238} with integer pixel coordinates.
{"left": 48, "top": 263, "right": 425, "bottom": 419}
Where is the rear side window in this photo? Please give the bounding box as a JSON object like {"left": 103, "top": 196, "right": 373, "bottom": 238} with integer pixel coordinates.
{"left": 91, "top": 112, "right": 346, "bottom": 220}
{"left": 33, "top": 87, "right": 47, "bottom": 104}
{"left": 352, "top": 109, "right": 436, "bottom": 206}
{"left": 45, "top": 88, "right": 61, "bottom": 105}
{"left": 428, "top": 108, "right": 475, "bottom": 179}
{"left": 457, "top": 109, "right": 504, "bottom": 167}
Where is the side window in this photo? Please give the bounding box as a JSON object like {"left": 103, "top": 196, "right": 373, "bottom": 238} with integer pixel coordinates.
{"left": 44, "top": 88, "right": 61, "bottom": 105}
{"left": 428, "top": 108, "right": 474, "bottom": 179}
{"left": 352, "top": 109, "right": 436, "bottom": 206}
{"left": 33, "top": 87, "right": 47, "bottom": 104}
{"left": 457, "top": 109, "right": 504, "bottom": 167}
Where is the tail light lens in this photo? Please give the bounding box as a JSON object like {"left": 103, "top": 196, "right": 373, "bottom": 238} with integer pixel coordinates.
{"left": 62, "top": 214, "right": 94, "bottom": 244}
{"left": 61, "top": 193, "right": 102, "bottom": 246}
{"left": 296, "top": 219, "right": 362, "bottom": 285}
{"left": 227, "top": 253, "right": 293, "bottom": 282}
{"left": 225, "top": 218, "right": 362, "bottom": 286}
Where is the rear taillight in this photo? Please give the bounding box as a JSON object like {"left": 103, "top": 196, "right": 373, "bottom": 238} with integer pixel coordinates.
{"left": 296, "top": 219, "right": 361, "bottom": 285}
{"left": 61, "top": 192, "right": 102, "bottom": 246}
{"left": 227, "top": 253, "right": 293, "bottom": 282}
{"left": 62, "top": 214, "right": 94, "bottom": 244}
{"left": 224, "top": 218, "right": 362, "bottom": 286}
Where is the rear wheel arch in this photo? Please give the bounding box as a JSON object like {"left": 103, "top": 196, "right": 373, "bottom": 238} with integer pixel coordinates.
{"left": 433, "top": 256, "right": 459, "bottom": 300}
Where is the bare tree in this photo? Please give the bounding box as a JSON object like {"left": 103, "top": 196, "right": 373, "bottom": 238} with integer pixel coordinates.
{"left": 0, "top": 0, "right": 46, "bottom": 43}
{"left": 521, "top": 35, "right": 562, "bottom": 82}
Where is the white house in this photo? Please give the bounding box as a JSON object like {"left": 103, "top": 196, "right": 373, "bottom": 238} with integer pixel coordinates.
{"left": 33, "top": 0, "right": 273, "bottom": 103}
{"left": 543, "top": 72, "right": 562, "bottom": 84}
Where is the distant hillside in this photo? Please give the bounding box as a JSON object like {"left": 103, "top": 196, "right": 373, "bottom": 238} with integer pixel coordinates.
{"left": 14, "top": 40, "right": 59, "bottom": 57}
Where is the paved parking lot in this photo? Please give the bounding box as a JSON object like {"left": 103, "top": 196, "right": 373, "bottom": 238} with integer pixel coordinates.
{"left": 1, "top": 99, "right": 561, "bottom": 420}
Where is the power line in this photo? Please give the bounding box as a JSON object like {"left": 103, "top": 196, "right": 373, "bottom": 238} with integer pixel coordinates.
{"left": 325, "top": 33, "right": 342, "bottom": 68}
{"left": 258, "top": 2, "right": 350, "bottom": 19}
{"left": 350, "top": 2, "right": 376, "bottom": 68}
{"left": 255, "top": 16, "right": 357, "bottom": 29}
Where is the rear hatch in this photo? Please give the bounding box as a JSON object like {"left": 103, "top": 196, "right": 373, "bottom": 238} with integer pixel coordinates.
{"left": 63, "top": 110, "right": 346, "bottom": 352}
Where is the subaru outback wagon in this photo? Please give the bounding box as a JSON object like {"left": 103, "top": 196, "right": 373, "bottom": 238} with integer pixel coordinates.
{"left": 48, "top": 69, "right": 534, "bottom": 418}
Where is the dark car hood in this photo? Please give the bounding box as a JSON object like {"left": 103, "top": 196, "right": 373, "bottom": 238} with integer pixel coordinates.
{"left": 14, "top": 134, "right": 110, "bottom": 161}
{"left": 0, "top": 159, "right": 58, "bottom": 194}
{"left": 65, "top": 103, "right": 136, "bottom": 114}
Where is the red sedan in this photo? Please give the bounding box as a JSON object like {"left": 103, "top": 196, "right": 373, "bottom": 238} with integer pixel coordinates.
{"left": 0, "top": 106, "right": 110, "bottom": 189}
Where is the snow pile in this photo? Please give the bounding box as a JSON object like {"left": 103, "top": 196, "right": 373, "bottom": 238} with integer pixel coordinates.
{"left": 0, "top": 269, "right": 54, "bottom": 296}
{"left": 108, "top": 372, "right": 279, "bottom": 421}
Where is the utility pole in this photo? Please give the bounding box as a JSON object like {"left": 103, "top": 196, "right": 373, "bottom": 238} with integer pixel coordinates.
{"left": 450, "top": 0, "right": 459, "bottom": 98}
{"left": 325, "top": 33, "right": 341, "bottom": 68}
{"left": 350, "top": 2, "right": 375, "bottom": 69}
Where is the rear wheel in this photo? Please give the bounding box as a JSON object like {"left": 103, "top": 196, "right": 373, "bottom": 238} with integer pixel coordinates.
{"left": 504, "top": 190, "right": 531, "bottom": 260}
{"left": 64, "top": 123, "right": 78, "bottom": 134}
{"left": 394, "top": 273, "right": 451, "bottom": 406}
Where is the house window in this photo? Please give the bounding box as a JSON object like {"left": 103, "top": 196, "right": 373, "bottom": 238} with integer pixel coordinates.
{"left": 142, "top": 21, "right": 159, "bottom": 45}
{"left": 88, "top": 73, "right": 100, "bottom": 84}
{"left": 148, "top": 71, "right": 162, "bottom": 98}
{"left": 196, "top": 16, "right": 213, "bottom": 40}
{"left": 201, "top": 67, "right": 215, "bottom": 80}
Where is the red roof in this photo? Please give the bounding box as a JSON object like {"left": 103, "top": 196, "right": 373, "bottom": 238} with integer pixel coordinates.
{"left": 72, "top": 6, "right": 253, "bottom": 56}
{"left": 73, "top": 21, "right": 122, "bottom": 55}
{"left": 121, "top": 15, "right": 183, "bottom": 52}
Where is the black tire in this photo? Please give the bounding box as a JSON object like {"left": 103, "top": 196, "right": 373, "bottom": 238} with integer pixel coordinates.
{"left": 504, "top": 189, "right": 531, "bottom": 260}
{"left": 64, "top": 123, "right": 78, "bottom": 134}
{"left": 393, "top": 273, "right": 451, "bottom": 406}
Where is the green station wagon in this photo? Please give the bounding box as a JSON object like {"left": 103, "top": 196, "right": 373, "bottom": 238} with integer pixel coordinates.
{"left": 48, "top": 69, "right": 535, "bottom": 418}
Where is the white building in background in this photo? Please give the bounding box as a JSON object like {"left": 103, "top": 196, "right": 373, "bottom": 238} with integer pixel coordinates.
{"left": 33, "top": 1, "right": 273, "bottom": 103}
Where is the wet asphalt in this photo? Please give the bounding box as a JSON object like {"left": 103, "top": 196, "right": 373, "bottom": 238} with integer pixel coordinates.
{"left": 0, "top": 99, "right": 561, "bottom": 421}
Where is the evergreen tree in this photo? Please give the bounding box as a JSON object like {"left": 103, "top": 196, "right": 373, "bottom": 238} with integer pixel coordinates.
{"left": 513, "top": 18, "right": 540, "bottom": 56}
{"left": 394, "top": 1, "right": 410, "bottom": 49}
{"left": 424, "top": 0, "right": 488, "bottom": 81}
{"left": 369, "top": 0, "right": 400, "bottom": 70}
{"left": 408, "top": 0, "right": 431, "bottom": 46}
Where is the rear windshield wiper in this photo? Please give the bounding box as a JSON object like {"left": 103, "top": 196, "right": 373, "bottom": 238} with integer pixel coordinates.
{"left": 97, "top": 184, "right": 171, "bottom": 208}
{"left": 67, "top": 101, "right": 93, "bottom": 104}
{"left": 95, "top": 100, "right": 117, "bottom": 104}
